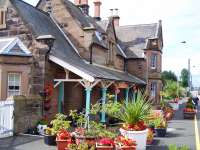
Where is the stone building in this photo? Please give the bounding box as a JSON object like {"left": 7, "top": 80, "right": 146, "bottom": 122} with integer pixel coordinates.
{"left": 0, "top": 0, "right": 163, "bottom": 120}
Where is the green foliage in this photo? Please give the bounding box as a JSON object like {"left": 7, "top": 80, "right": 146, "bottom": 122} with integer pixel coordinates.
{"left": 69, "top": 143, "right": 95, "bottom": 150}
{"left": 162, "top": 71, "right": 177, "bottom": 83}
{"left": 168, "top": 144, "right": 189, "bottom": 150}
{"left": 161, "top": 80, "right": 185, "bottom": 100}
{"left": 102, "top": 91, "right": 152, "bottom": 125}
{"left": 186, "top": 98, "right": 195, "bottom": 109}
{"left": 152, "top": 117, "right": 167, "bottom": 128}
{"left": 180, "top": 68, "right": 189, "bottom": 88}
{"left": 85, "top": 121, "right": 117, "bottom": 138}
{"left": 50, "top": 114, "right": 71, "bottom": 134}
{"left": 101, "top": 101, "right": 122, "bottom": 117}
{"left": 69, "top": 110, "right": 86, "bottom": 128}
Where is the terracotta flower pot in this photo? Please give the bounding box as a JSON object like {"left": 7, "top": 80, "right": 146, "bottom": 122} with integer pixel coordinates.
{"left": 115, "top": 145, "right": 136, "bottom": 150}
{"left": 56, "top": 139, "right": 71, "bottom": 150}
{"left": 96, "top": 144, "right": 114, "bottom": 150}
{"left": 147, "top": 139, "right": 153, "bottom": 145}
{"left": 75, "top": 135, "right": 96, "bottom": 147}
{"left": 183, "top": 112, "right": 196, "bottom": 119}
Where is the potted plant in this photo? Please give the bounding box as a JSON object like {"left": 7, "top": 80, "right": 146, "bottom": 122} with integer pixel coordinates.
{"left": 169, "top": 99, "right": 179, "bottom": 110}
{"left": 96, "top": 138, "right": 115, "bottom": 150}
{"left": 101, "top": 91, "right": 152, "bottom": 149}
{"left": 37, "top": 117, "right": 48, "bottom": 135}
{"left": 183, "top": 98, "right": 196, "bottom": 119}
{"left": 56, "top": 129, "right": 72, "bottom": 150}
{"left": 153, "top": 117, "right": 167, "bottom": 137}
{"left": 117, "top": 91, "right": 151, "bottom": 150}
{"left": 49, "top": 114, "right": 71, "bottom": 150}
{"left": 114, "top": 135, "right": 136, "bottom": 150}
{"left": 44, "top": 127, "right": 56, "bottom": 146}
{"left": 146, "top": 128, "right": 154, "bottom": 145}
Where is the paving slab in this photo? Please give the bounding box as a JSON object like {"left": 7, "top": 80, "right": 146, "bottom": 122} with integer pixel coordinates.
{"left": 0, "top": 135, "right": 56, "bottom": 150}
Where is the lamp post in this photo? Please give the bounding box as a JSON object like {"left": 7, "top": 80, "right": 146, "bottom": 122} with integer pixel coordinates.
{"left": 36, "top": 34, "right": 56, "bottom": 115}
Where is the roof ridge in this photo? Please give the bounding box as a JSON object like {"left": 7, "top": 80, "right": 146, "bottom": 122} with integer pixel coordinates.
{"left": 117, "top": 23, "right": 158, "bottom": 28}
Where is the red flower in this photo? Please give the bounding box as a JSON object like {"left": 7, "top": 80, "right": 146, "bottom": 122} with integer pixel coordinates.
{"left": 97, "top": 138, "right": 115, "bottom": 146}
{"left": 115, "top": 135, "right": 136, "bottom": 146}
{"left": 57, "top": 129, "right": 71, "bottom": 140}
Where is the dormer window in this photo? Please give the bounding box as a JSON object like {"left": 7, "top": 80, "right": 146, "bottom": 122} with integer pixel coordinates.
{"left": 0, "top": 9, "right": 6, "bottom": 29}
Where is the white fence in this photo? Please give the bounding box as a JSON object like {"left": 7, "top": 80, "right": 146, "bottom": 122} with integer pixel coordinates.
{"left": 0, "top": 100, "right": 14, "bottom": 138}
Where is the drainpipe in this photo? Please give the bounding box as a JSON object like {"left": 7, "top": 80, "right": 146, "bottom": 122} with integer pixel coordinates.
{"left": 89, "top": 44, "right": 93, "bottom": 64}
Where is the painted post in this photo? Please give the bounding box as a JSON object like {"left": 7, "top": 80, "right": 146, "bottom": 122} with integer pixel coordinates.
{"left": 85, "top": 88, "right": 92, "bottom": 117}
{"left": 58, "top": 82, "right": 64, "bottom": 113}
{"left": 125, "top": 88, "right": 130, "bottom": 105}
{"left": 101, "top": 88, "right": 107, "bottom": 123}
{"left": 115, "top": 91, "right": 118, "bottom": 102}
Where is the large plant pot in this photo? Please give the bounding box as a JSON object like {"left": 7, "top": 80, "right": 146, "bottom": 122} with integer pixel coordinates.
{"left": 183, "top": 112, "right": 196, "bottom": 119}
{"left": 155, "top": 128, "right": 167, "bottom": 137}
{"left": 169, "top": 103, "right": 179, "bottom": 110}
{"left": 44, "top": 135, "right": 56, "bottom": 146}
{"left": 115, "top": 145, "right": 136, "bottom": 150}
{"left": 120, "top": 128, "right": 147, "bottom": 150}
{"left": 96, "top": 144, "right": 114, "bottom": 150}
{"left": 56, "top": 139, "right": 71, "bottom": 150}
{"left": 37, "top": 124, "right": 47, "bottom": 135}
{"left": 75, "top": 135, "right": 96, "bottom": 147}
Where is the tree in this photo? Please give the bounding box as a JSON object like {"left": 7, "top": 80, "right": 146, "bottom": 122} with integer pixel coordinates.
{"left": 161, "top": 80, "right": 185, "bottom": 100}
{"left": 161, "top": 71, "right": 177, "bottom": 83}
{"left": 180, "top": 68, "right": 189, "bottom": 87}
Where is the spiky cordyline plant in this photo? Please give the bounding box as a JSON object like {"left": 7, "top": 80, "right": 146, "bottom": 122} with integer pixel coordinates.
{"left": 117, "top": 91, "right": 152, "bottom": 125}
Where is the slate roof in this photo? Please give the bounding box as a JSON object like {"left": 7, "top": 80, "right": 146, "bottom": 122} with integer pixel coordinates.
{"left": 115, "top": 23, "right": 158, "bottom": 59}
{"left": 10, "top": 0, "right": 145, "bottom": 84}
{"left": 97, "top": 20, "right": 109, "bottom": 32}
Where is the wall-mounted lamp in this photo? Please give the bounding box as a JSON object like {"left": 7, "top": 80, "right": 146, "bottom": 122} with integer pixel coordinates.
{"left": 36, "top": 35, "right": 55, "bottom": 55}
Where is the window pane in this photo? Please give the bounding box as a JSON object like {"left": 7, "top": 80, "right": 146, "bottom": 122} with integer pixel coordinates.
{"left": 15, "top": 75, "right": 20, "bottom": 82}
{"left": 8, "top": 73, "right": 21, "bottom": 97}
{"left": 8, "top": 74, "right": 15, "bottom": 81}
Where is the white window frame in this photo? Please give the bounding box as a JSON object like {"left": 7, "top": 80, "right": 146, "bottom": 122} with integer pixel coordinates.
{"left": 7, "top": 73, "right": 21, "bottom": 97}
{"left": 150, "top": 54, "right": 157, "bottom": 69}
{"left": 150, "top": 82, "right": 157, "bottom": 97}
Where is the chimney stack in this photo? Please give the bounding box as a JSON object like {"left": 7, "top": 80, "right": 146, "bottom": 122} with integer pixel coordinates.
{"left": 113, "top": 8, "right": 120, "bottom": 27}
{"left": 94, "top": 0, "right": 102, "bottom": 21}
{"left": 74, "top": 0, "right": 89, "bottom": 15}
{"left": 46, "top": 0, "right": 52, "bottom": 14}
{"left": 74, "top": 0, "right": 81, "bottom": 5}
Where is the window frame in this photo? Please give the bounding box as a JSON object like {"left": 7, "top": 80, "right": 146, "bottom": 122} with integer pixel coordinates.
{"left": 150, "top": 53, "right": 157, "bottom": 69}
{"left": 150, "top": 82, "right": 157, "bottom": 98}
{"left": 7, "top": 73, "right": 21, "bottom": 97}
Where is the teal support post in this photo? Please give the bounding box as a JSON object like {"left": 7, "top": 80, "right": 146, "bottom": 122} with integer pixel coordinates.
{"left": 101, "top": 88, "right": 107, "bottom": 123}
{"left": 85, "top": 88, "right": 92, "bottom": 117}
{"left": 115, "top": 91, "right": 118, "bottom": 102}
{"left": 58, "top": 82, "right": 64, "bottom": 113}
{"left": 125, "top": 88, "right": 130, "bottom": 105}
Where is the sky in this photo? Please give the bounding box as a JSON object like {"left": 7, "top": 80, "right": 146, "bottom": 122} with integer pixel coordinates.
{"left": 24, "top": 0, "right": 200, "bottom": 86}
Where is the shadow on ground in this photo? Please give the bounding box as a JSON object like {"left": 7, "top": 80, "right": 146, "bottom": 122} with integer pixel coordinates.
{"left": 0, "top": 135, "right": 43, "bottom": 150}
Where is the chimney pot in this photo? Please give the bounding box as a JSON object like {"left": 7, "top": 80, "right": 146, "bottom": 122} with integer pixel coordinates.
{"left": 94, "top": 0, "right": 102, "bottom": 21}
{"left": 74, "top": 0, "right": 81, "bottom": 5}
{"left": 110, "top": 9, "right": 114, "bottom": 16}
{"left": 114, "top": 8, "right": 119, "bottom": 16}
